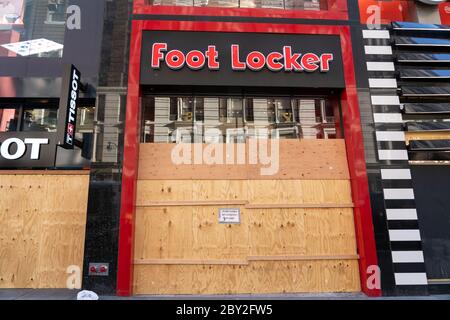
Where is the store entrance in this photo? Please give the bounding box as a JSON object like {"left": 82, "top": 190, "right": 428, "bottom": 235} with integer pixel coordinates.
{"left": 132, "top": 90, "right": 361, "bottom": 295}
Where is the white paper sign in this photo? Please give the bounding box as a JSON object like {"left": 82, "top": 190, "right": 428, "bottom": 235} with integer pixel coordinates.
{"left": 219, "top": 208, "right": 240, "bottom": 224}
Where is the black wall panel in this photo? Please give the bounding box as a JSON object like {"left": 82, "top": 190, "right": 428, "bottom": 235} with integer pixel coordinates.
{"left": 411, "top": 166, "right": 450, "bottom": 284}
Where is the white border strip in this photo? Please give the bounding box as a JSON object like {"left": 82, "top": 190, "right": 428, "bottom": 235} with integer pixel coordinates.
{"left": 364, "top": 45, "right": 393, "bottom": 55}
{"left": 389, "top": 230, "right": 421, "bottom": 241}
{"left": 394, "top": 273, "right": 427, "bottom": 285}
{"left": 392, "top": 251, "right": 424, "bottom": 263}
{"left": 381, "top": 169, "right": 412, "bottom": 180}
{"left": 371, "top": 95, "right": 400, "bottom": 105}
{"left": 384, "top": 188, "right": 415, "bottom": 200}
{"left": 369, "top": 78, "right": 398, "bottom": 88}
{"left": 378, "top": 150, "right": 409, "bottom": 160}
{"left": 363, "top": 30, "right": 391, "bottom": 39}
{"left": 367, "top": 62, "right": 395, "bottom": 71}
{"left": 386, "top": 209, "right": 418, "bottom": 220}
{"left": 373, "top": 113, "right": 403, "bottom": 123}
{"left": 376, "top": 131, "right": 405, "bottom": 141}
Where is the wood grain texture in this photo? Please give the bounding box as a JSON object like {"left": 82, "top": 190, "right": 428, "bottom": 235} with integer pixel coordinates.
{"left": 138, "top": 139, "right": 349, "bottom": 180}
{"left": 246, "top": 204, "right": 354, "bottom": 208}
{"left": 141, "top": 200, "right": 248, "bottom": 207}
{"left": 133, "top": 178, "right": 358, "bottom": 294}
{"left": 136, "top": 180, "right": 353, "bottom": 206}
{"left": 0, "top": 170, "right": 90, "bottom": 176}
{"left": 134, "top": 207, "right": 357, "bottom": 259}
{"left": 134, "top": 137, "right": 357, "bottom": 295}
{"left": 0, "top": 174, "right": 89, "bottom": 288}
{"left": 133, "top": 260, "right": 361, "bottom": 294}
{"left": 134, "top": 255, "right": 359, "bottom": 265}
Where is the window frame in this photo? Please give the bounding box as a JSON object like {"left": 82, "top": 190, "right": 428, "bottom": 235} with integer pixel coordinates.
{"left": 0, "top": 98, "right": 95, "bottom": 133}
{"left": 44, "top": 0, "right": 69, "bottom": 25}
{"left": 140, "top": 93, "right": 341, "bottom": 143}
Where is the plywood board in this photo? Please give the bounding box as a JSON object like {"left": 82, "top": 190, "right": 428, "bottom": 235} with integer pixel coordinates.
{"left": 133, "top": 178, "right": 358, "bottom": 295}
{"left": 136, "top": 180, "right": 353, "bottom": 205}
{"left": 0, "top": 173, "right": 89, "bottom": 289}
{"left": 134, "top": 165, "right": 358, "bottom": 294}
{"left": 134, "top": 207, "right": 357, "bottom": 260}
{"left": 133, "top": 260, "right": 361, "bottom": 294}
{"left": 138, "top": 139, "right": 349, "bottom": 180}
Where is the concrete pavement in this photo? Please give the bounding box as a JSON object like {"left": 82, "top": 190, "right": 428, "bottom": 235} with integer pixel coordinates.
{"left": 1, "top": 289, "right": 450, "bottom": 300}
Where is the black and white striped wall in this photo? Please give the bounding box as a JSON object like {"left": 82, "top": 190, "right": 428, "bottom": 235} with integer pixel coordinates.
{"left": 362, "top": 28, "right": 428, "bottom": 295}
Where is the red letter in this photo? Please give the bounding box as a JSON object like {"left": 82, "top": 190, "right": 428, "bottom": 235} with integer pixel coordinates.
{"left": 246, "top": 51, "right": 266, "bottom": 71}
{"left": 231, "top": 45, "right": 246, "bottom": 70}
{"left": 186, "top": 50, "right": 206, "bottom": 70}
{"left": 151, "top": 43, "right": 167, "bottom": 69}
{"left": 301, "top": 53, "right": 320, "bottom": 72}
{"left": 206, "top": 46, "right": 220, "bottom": 70}
{"left": 166, "top": 50, "right": 185, "bottom": 70}
{"left": 283, "top": 46, "right": 302, "bottom": 71}
{"left": 320, "top": 53, "right": 333, "bottom": 72}
{"left": 266, "top": 52, "right": 283, "bottom": 71}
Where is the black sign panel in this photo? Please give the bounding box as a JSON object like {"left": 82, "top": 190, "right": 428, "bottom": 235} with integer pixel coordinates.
{"left": 140, "top": 31, "right": 345, "bottom": 88}
{"left": 0, "top": 133, "right": 57, "bottom": 169}
{"left": 57, "top": 64, "right": 81, "bottom": 149}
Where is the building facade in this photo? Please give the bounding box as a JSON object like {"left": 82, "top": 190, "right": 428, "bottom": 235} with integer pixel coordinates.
{"left": 0, "top": 0, "right": 449, "bottom": 297}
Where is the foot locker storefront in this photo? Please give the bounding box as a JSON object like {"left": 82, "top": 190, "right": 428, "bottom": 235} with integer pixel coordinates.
{"left": 116, "top": 21, "right": 380, "bottom": 296}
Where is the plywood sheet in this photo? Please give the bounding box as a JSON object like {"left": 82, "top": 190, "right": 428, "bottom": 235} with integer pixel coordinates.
{"left": 134, "top": 207, "right": 357, "bottom": 260}
{"left": 134, "top": 161, "right": 358, "bottom": 294}
{"left": 138, "top": 139, "right": 349, "bottom": 180}
{"left": 136, "top": 180, "right": 353, "bottom": 205}
{"left": 0, "top": 173, "right": 89, "bottom": 289}
{"left": 133, "top": 260, "right": 361, "bottom": 295}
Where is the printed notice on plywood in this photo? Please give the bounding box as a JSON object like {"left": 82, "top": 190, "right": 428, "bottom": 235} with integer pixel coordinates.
{"left": 218, "top": 208, "right": 241, "bottom": 224}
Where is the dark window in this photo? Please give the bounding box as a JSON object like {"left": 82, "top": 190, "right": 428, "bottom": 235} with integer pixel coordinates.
{"left": 149, "top": 0, "right": 327, "bottom": 11}
{"left": 0, "top": 99, "right": 95, "bottom": 133}
{"left": 141, "top": 95, "right": 339, "bottom": 143}
{"left": 244, "top": 98, "right": 254, "bottom": 123}
{"left": 21, "top": 108, "right": 58, "bottom": 132}
{"left": 0, "top": 108, "right": 20, "bottom": 132}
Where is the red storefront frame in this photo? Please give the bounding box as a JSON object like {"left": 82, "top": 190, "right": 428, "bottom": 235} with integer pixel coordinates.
{"left": 117, "top": 19, "right": 381, "bottom": 297}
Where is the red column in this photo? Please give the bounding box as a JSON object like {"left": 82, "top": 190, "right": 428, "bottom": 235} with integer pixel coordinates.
{"left": 339, "top": 26, "right": 381, "bottom": 297}
{"left": 116, "top": 20, "right": 143, "bottom": 296}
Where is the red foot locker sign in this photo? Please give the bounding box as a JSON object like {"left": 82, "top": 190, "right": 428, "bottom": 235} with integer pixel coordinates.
{"left": 140, "top": 31, "right": 345, "bottom": 88}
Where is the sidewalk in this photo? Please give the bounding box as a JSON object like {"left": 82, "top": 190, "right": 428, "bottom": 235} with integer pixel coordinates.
{"left": 1, "top": 289, "right": 450, "bottom": 300}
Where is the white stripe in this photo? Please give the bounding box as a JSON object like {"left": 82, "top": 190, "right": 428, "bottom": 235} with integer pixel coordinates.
{"left": 369, "top": 78, "right": 398, "bottom": 88}
{"left": 378, "top": 149, "right": 409, "bottom": 160}
{"left": 386, "top": 209, "right": 418, "bottom": 220}
{"left": 363, "top": 30, "right": 390, "bottom": 39}
{"left": 364, "top": 45, "right": 393, "bottom": 55}
{"left": 376, "top": 131, "right": 405, "bottom": 141}
{"left": 373, "top": 113, "right": 403, "bottom": 123}
{"left": 367, "top": 62, "right": 395, "bottom": 71}
{"left": 371, "top": 95, "right": 400, "bottom": 105}
{"left": 381, "top": 169, "right": 411, "bottom": 180}
{"left": 389, "top": 229, "right": 421, "bottom": 241}
{"left": 394, "top": 273, "right": 427, "bottom": 285}
{"left": 384, "top": 188, "right": 415, "bottom": 200}
{"left": 392, "top": 251, "right": 424, "bottom": 263}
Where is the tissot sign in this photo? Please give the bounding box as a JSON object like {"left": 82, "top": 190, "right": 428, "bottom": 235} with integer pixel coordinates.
{"left": 57, "top": 64, "right": 81, "bottom": 149}
{"left": 0, "top": 133, "right": 57, "bottom": 168}
{"left": 141, "top": 31, "right": 345, "bottom": 88}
